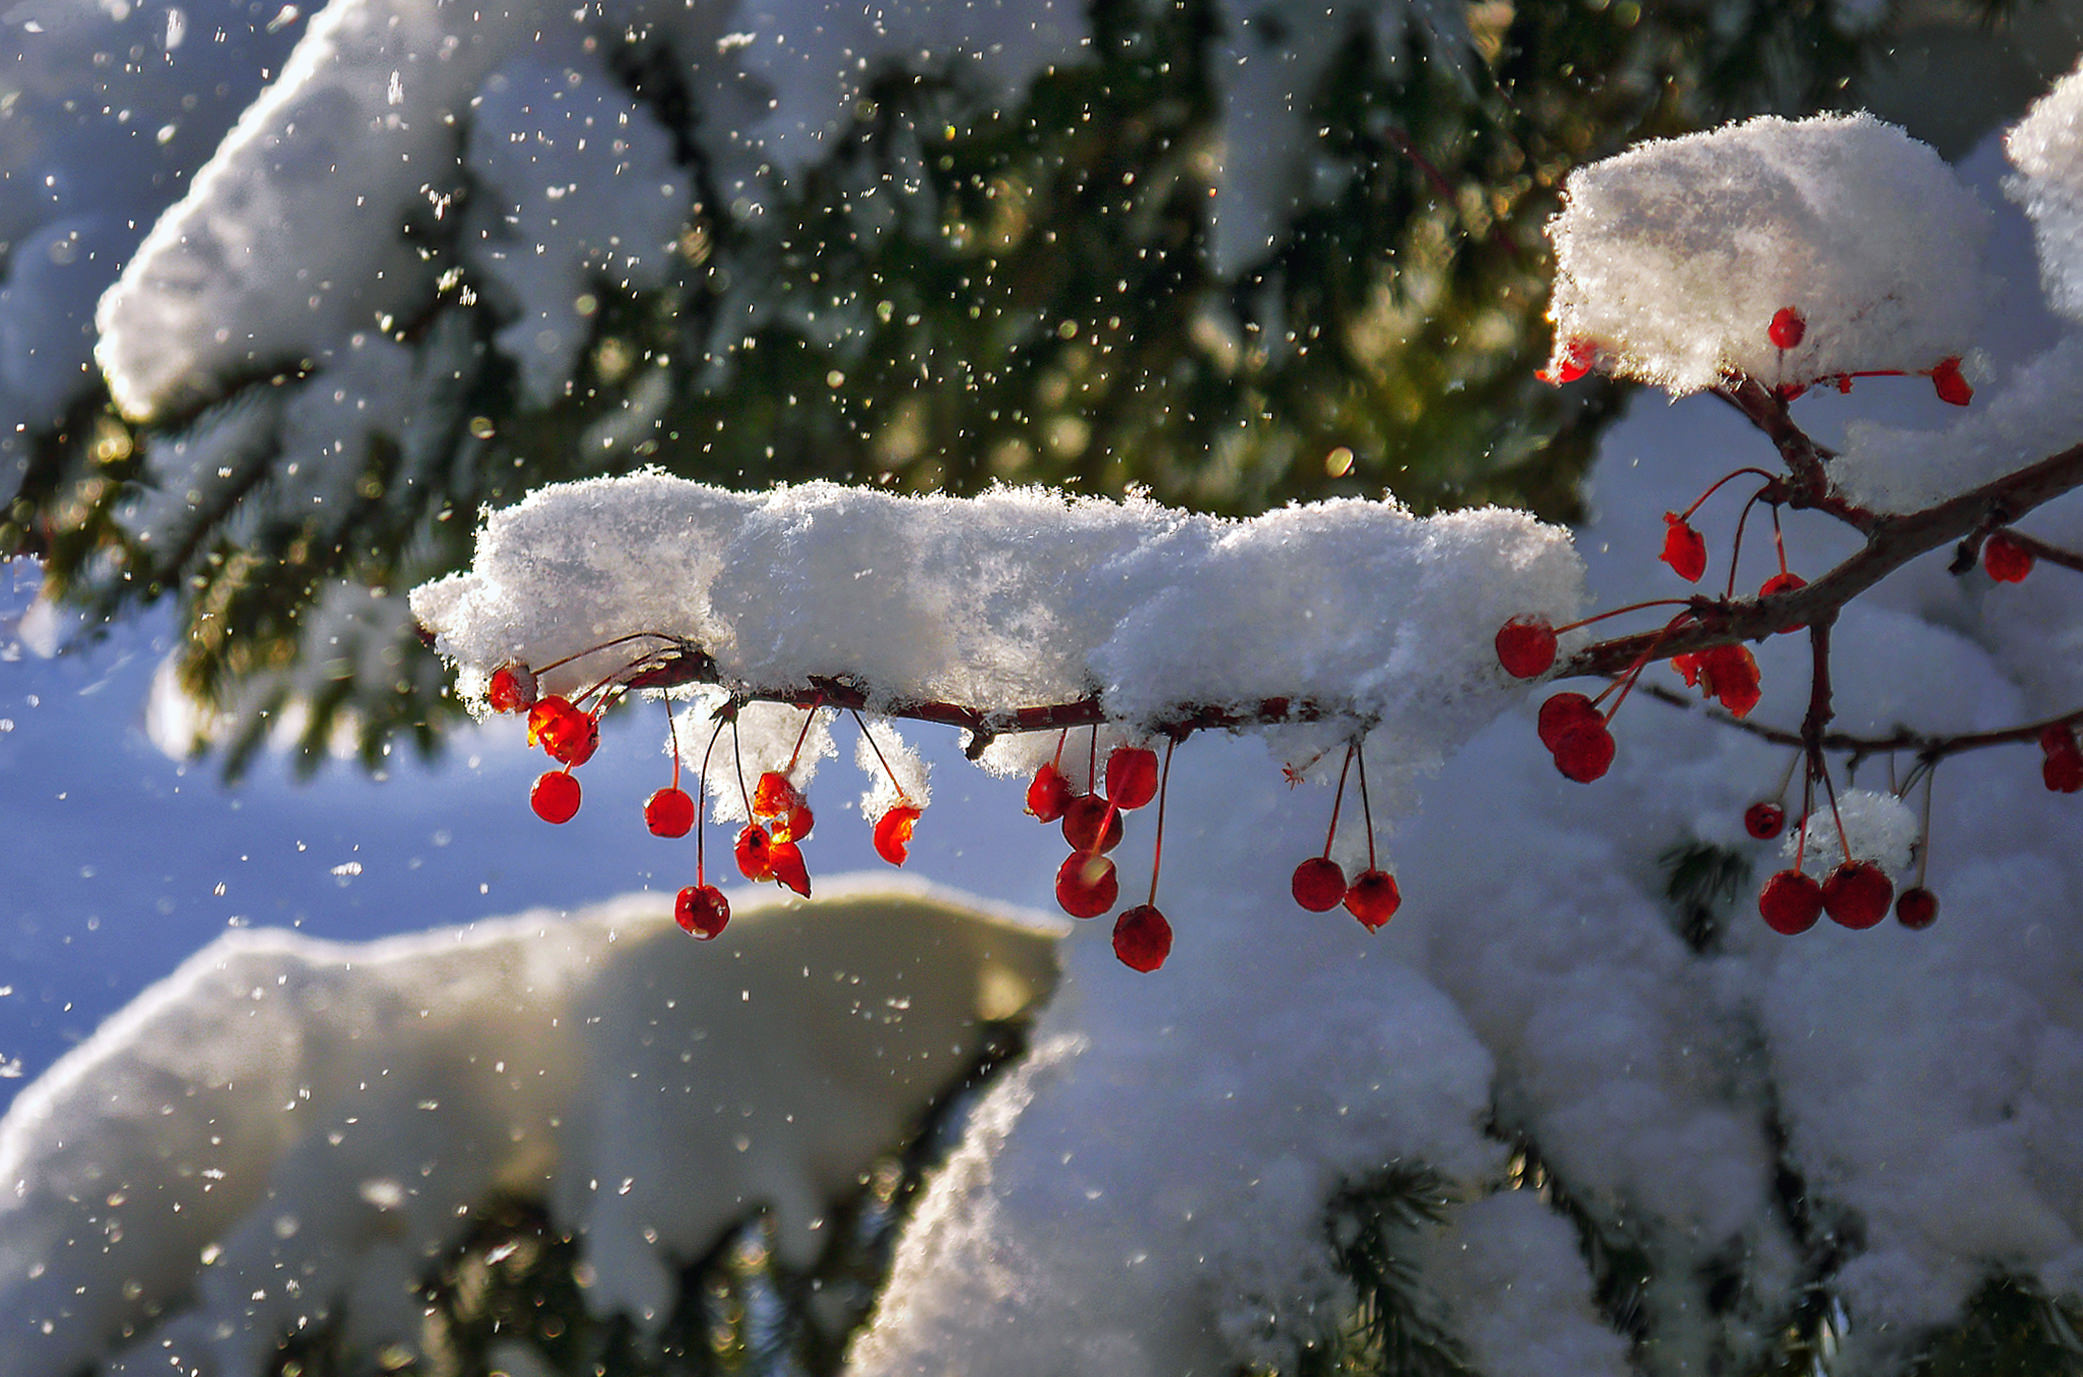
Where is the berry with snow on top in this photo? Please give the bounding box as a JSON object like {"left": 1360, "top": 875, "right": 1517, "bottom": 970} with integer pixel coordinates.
{"left": 1496, "top": 616, "right": 1559, "bottom": 679}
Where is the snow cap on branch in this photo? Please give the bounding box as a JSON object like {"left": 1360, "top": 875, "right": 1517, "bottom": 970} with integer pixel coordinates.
{"left": 2005, "top": 58, "right": 2083, "bottom": 322}
{"left": 1546, "top": 112, "right": 1992, "bottom": 395}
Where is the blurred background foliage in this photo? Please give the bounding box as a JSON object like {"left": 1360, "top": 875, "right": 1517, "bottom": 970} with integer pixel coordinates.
{"left": 0, "top": 0, "right": 2073, "bottom": 774}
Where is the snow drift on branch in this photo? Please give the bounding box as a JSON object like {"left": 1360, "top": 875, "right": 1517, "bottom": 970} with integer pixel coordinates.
{"left": 0, "top": 877, "right": 1062, "bottom": 1377}
{"left": 1546, "top": 112, "right": 1993, "bottom": 395}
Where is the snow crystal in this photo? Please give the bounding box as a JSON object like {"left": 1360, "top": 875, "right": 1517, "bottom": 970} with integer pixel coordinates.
{"left": 2006, "top": 59, "right": 2083, "bottom": 322}
{"left": 0, "top": 877, "right": 1061, "bottom": 1377}
{"left": 1546, "top": 112, "right": 1993, "bottom": 396}
{"left": 1782, "top": 787, "right": 1920, "bottom": 880}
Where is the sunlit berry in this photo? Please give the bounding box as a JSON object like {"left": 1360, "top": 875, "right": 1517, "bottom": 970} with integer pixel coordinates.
{"left": 675, "top": 884, "right": 730, "bottom": 940}
{"left": 1495, "top": 616, "right": 1559, "bottom": 679}
{"left": 1660, "top": 513, "right": 1707, "bottom": 583}
{"left": 1930, "top": 356, "right": 1972, "bottom": 406}
{"left": 530, "top": 770, "right": 581, "bottom": 824}
{"left": 645, "top": 787, "right": 695, "bottom": 838}
{"left": 782, "top": 804, "right": 815, "bottom": 842}
{"left": 1291, "top": 857, "right": 1348, "bottom": 912}
{"left": 1026, "top": 763, "right": 1073, "bottom": 822}
{"left": 1536, "top": 337, "right": 1595, "bottom": 385}
{"left": 1768, "top": 307, "right": 1806, "bottom": 350}
{"left": 874, "top": 804, "right": 921, "bottom": 866}
{"left": 1537, "top": 692, "right": 1601, "bottom": 751}
{"left": 1062, "top": 795, "right": 1123, "bottom": 853}
{"left": 1743, "top": 802, "right": 1786, "bottom": 840}
{"left": 1758, "top": 870, "right": 1823, "bottom": 935}
{"left": 1344, "top": 870, "right": 1401, "bottom": 930}
{"left": 487, "top": 663, "right": 538, "bottom": 713}
{"left": 1983, "top": 531, "right": 2034, "bottom": 584}
{"left": 529, "top": 697, "right": 598, "bottom": 766}
{"left": 1821, "top": 860, "right": 1892, "bottom": 930}
{"left": 734, "top": 823, "right": 774, "bottom": 881}
{"left": 1758, "top": 572, "right": 1806, "bottom": 598}
{"left": 1112, "top": 904, "right": 1172, "bottom": 972}
{"left": 753, "top": 770, "right": 803, "bottom": 818}
{"left": 1055, "top": 852, "right": 1118, "bottom": 919}
{"left": 1551, "top": 720, "right": 1616, "bottom": 784}
{"left": 1104, "top": 746, "right": 1160, "bottom": 810}
{"left": 1894, "top": 887, "right": 1939, "bottom": 930}
{"left": 768, "top": 839, "right": 811, "bottom": 897}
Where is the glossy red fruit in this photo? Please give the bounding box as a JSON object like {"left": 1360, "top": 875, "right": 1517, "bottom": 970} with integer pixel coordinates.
{"left": 1104, "top": 746, "right": 1160, "bottom": 810}
{"left": 1768, "top": 307, "right": 1806, "bottom": 350}
{"left": 527, "top": 695, "right": 576, "bottom": 746}
{"left": 781, "top": 804, "right": 815, "bottom": 842}
{"left": 1551, "top": 720, "right": 1616, "bottom": 784}
{"left": 1671, "top": 643, "right": 1763, "bottom": 719}
{"left": 1112, "top": 904, "right": 1172, "bottom": 972}
{"left": 487, "top": 663, "right": 538, "bottom": 713}
{"left": 2044, "top": 749, "right": 2083, "bottom": 794}
{"left": 1055, "top": 852, "right": 1119, "bottom": 919}
{"left": 768, "top": 839, "right": 811, "bottom": 898}
{"left": 1291, "top": 857, "right": 1348, "bottom": 912}
{"left": 1495, "top": 617, "right": 1559, "bottom": 679}
{"left": 1537, "top": 337, "right": 1595, "bottom": 385}
{"left": 530, "top": 770, "right": 581, "bottom": 824}
{"left": 1758, "top": 869, "right": 1823, "bottom": 934}
{"left": 734, "top": 823, "right": 774, "bottom": 881}
{"left": 1759, "top": 572, "right": 1807, "bottom": 598}
{"left": 1822, "top": 860, "right": 1893, "bottom": 930}
{"left": 1537, "top": 692, "right": 1601, "bottom": 751}
{"left": 874, "top": 804, "right": 922, "bottom": 866}
{"left": 1026, "top": 763, "right": 1073, "bottom": 822}
{"left": 1983, "top": 531, "right": 2034, "bottom": 584}
{"left": 675, "top": 884, "right": 731, "bottom": 939}
{"left": 1895, "top": 886, "right": 1939, "bottom": 930}
{"left": 1661, "top": 513, "right": 1707, "bottom": 583}
{"left": 645, "top": 787, "right": 695, "bottom": 838}
{"left": 1930, "top": 356, "right": 1972, "bottom": 406}
{"left": 1344, "top": 870, "right": 1402, "bottom": 930}
{"left": 529, "top": 698, "right": 598, "bottom": 766}
{"left": 752, "top": 770, "right": 802, "bottom": 818}
{"left": 1061, "top": 795, "right": 1123, "bottom": 853}
{"left": 1743, "top": 802, "right": 1786, "bottom": 840}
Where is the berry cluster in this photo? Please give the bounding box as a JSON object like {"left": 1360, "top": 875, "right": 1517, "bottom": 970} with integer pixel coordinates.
{"left": 1284, "top": 743, "right": 1401, "bottom": 929}
{"left": 1026, "top": 735, "right": 1176, "bottom": 971}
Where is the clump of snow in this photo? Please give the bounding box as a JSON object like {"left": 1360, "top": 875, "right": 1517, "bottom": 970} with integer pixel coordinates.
{"left": 1546, "top": 112, "right": 1993, "bottom": 395}
{"left": 2005, "top": 59, "right": 2083, "bottom": 322}
{"left": 1782, "top": 787, "right": 1921, "bottom": 879}
{"left": 0, "top": 877, "right": 1062, "bottom": 1377}
{"left": 857, "top": 719, "right": 931, "bottom": 818}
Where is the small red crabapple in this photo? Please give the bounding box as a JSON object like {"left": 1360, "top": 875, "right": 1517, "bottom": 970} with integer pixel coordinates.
{"left": 1495, "top": 617, "right": 1559, "bottom": 679}
{"left": 1930, "top": 356, "right": 1972, "bottom": 406}
{"left": 1759, "top": 870, "right": 1823, "bottom": 935}
{"left": 487, "top": 663, "right": 538, "bottom": 713}
{"left": 752, "top": 770, "right": 803, "bottom": 818}
{"left": 1983, "top": 531, "right": 2034, "bottom": 584}
{"left": 1821, "top": 860, "right": 1892, "bottom": 930}
{"left": 1061, "top": 795, "right": 1124, "bottom": 853}
{"left": 529, "top": 698, "right": 598, "bottom": 767}
{"left": 1026, "top": 763, "right": 1073, "bottom": 822}
{"left": 1551, "top": 719, "right": 1616, "bottom": 784}
{"left": 873, "top": 804, "right": 922, "bottom": 866}
{"left": 1744, "top": 802, "right": 1786, "bottom": 840}
{"left": 2044, "top": 749, "right": 2083, "bottom": 794}
{"left": 1536, "top": 337, "right": 1595, "bottom": 385}
{"left": 1537, "top": 692, "right": 1601, "bottom": 751}
{"left": 768, "top": 839, "right": 811, "bottom": 898}
{"left": 645, "top": 787, "right": 695, "bottom": 838}
{"left": 781, "top": 804, "right": 815, "bottom": 842}
{"left": 1112, "top": 904, "right": 1172, "bottom": 972}
{"left": 1055, "top": 852, "right": 1119, "bottom": 919}
{"left": 1769, "top": 307, "right": 1806, "bottom": 351}
{"left": 530, "top": 770, "right": 581, "bottom": 825}
{"left": 1895, "top": 887, "right": 1939, "bottom": 930}
{"left": 1104, "top": 746, "right": 1160, "bottom": 810}
{"left": 1759, "top": 572, "right": 1806, "bottom": 598}
{"left": 1291, "top": 857, "right": 1348, "bottom": 912}
{"left": 675, "top": 884, "right": 730, "bottom": 939}
{"left": 1344, "top": 870, "right": 1401, "bottom": 930}
{"left": 1660, "top": 513, "right": 1708, "bottom": 583}
{"left": 734, "top": 823, "right": 774, "bottom": 882}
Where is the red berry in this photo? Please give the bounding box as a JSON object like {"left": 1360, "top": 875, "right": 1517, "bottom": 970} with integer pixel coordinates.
{"left": 1671, "top": 643, "right": 1763, "bottom": 718}
{"left": 1055, "top": 852, "right": 1119, "bottom": 919}
{"left": 1983, "top": 531, "right": 2034, "bottom": 584}
{"left": 1112, "top": 904, "right": 1172, "bottom": 972}
{"left": 752, "top": 770, "right": 802, "bottom": 818}
{"left": 2044, "top": 750, "right": 2083, "bottom": 794}
{"left": 781, "top": 804, "right": 815, "bottom": 842}
{"left": 487, "top": 663, "right": 538, "bottom": 713}
{"left": 734, "top": 823, "right": 774, "bottom": 881}
{"left": 2041, "top": 723, "right": 2080, "bottom": 757}
{"left": 1744, "top": 802, "right": 1786, "bottom": 840}
{"left": 645, "top": 787, "right": 695, "bottom": 838}
{"left": 1291, "top": 857, "right": 1347, "bottom": 912}
{"left": 1660, "top": 513, "right": 1708, "bottom": 583}
{"left": 1758, "top": 572, "right": 1806, "bottom": 598}
{"left": 1062, "top": 795, "right": 1123, "bottom": 853}
{"left": 530, "top": 770, "right": 582, "bottom": 825}
{"left": 1930, "top": 356, "right": 1972, "bottom": 406}
{"left": 1758, "top": 870, "right": 1823, "bottom": 935}
{"left": 1104, "top": 746, "right": 1160, "bottom": 810}
{"left": 1822, "top": 860, "right": 1893, "bottom": 930}
{"left": 1551, "top": 719, "right": 1616, "bottom": 783}
{"left": 873, "top": 803, "right": 922, "bottom": 866}
{"left": 768, "top": 839, "right": 811, "bottom": 898}
{"left": 1895, "top": 886, "right": 1939, "bottom": 930}
{"left": 1495, "top": 616, "right": 1560, "bottom": 679}
{"left": 528, "top": 697, "right": 598, "bottom": 766}
{"left": 675, "top": 884, "right": 730, "bottom": 939}
{"left": 1537, "top": 692, "right": 1601, "bottom": 751}
{"left": 1768, "top": 307, "right": 1806, "bottom": 351}
{"left": 1344, "top": 870, "right": 1401, "bottom": 930}
{"left": 1026, "top": 763, "right": 1073, "bottom": 822}
{"left": 1536, "top": 337, "right": 1595, "bottom": 385}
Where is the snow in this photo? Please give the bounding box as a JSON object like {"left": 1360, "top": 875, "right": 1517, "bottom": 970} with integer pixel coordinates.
{"left": 1546, "top": 112, "right": 1994, "bottom": 396}
{"left": 2006, "top": 58, "right": 2083, "bottom": 322}
{"left": 0, "top": 876, "right": 1062, "bottom": 1377}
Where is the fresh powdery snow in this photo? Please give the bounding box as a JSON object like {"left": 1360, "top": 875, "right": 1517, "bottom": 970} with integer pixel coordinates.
{"left": 1546, "top": 112, "right": 1994, "bottom": 395}
{"left": 0, "top": 879, "right": 1062, "bottom": 1377}
{"left": 2006, "top": 58, "right": 2083, "bottom": 323}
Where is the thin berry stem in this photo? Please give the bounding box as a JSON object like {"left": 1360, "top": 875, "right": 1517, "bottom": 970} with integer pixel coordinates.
{"left": 851, "top": 708, "right": 906, "bottom": 796}
{"left": 1355, "top": 740, "right": 1378, "bottom": 871}
{"left": 1321, "top": 743, "right": 1355, "bottom": 860}
{"left": 784, "top": 698, "right": 824, "bottom": 774}
{"left": 1680, "top": 467, "right": 1780, "bottom": 522}
{"left": 696, "top": 712, "right": 730, "bottom": 884}
{"left": 663, "top": 692, "right": 682, "bottom": 791}
{"left": 1146, "top": 737, "right": 1177, "bottom": 905}
{"left": 731, "top": 715, "right": 754, "bottom": 822}
{"left": 1554, "top": 598, "right": 1698, "bottom": 634}
{"left": 1726, "top": 485, "right": 1770, "bottom": 600}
